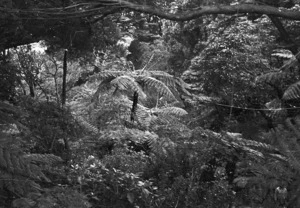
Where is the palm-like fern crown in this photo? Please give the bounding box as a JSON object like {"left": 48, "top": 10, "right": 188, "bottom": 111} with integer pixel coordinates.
{"left": 91, "top": 69, "right": 188, "bottom": 103}
{"left": 84, "top": 55, "right": 190, "bottom": 130}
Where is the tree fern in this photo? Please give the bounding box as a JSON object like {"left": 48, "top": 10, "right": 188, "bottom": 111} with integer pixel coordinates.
{"left": 86, "top": 66, "right": 190, "bottom": 127}
{"left": 89, "top": 68, "right": 190, "bottom": 108}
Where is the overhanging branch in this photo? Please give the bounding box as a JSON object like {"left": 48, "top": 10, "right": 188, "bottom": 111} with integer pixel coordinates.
{"left": 1, "top": 1, "right": 300, "bottom": 21}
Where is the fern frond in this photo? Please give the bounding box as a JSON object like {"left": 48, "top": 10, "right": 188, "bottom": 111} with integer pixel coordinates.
{"left": 285, "top": 118, "right": 300, "bottom": 141}
{"left": 111, "top": 75, "right": 146, "bottom": 99}
{"left": 225, "top": 132, "right": 278, "bottom": 152}
{"left": 147, "top": 137, "right": 175, "bottom": 156}
{"left": 195, "top": 128, "right": 279, "bottom": 159}
{"left": 23, "top": 154, "right": 63, "bottom": 166}
{"left": 89, "top": 71, "right": 125, "bottom": 82}
{"left": 271, "top": 125, "right": 300, "bottom": 169}
{"left": 265, "top": 98, "right": 287, "bottom": 119}
{"left": 137, "top": 76, "right": 176, "bottom": 101}
{"left": 92, "top": 79, "right": 115, "bottom": 103}
{"left": 175, "top": 77, "right": 192, "bottom": 96}
{"left": 152, "top": 107, "right": 188, "bottom": 117}
{"left": 147, "top": 71, "right": 176, "bottom": 87}
{"left": 256, "top": 71, "right": 287, "bottom": 85}
{"left": 119, "top": 99, "right": 186, "bottom": 129}
{"left": 0, "top": 144, "right": 55, "bottom": 196}
{"left": 123, "top": 128, "right": 158, "bottom": 143}
{"left": 74, "top": 115, "right": 99, "bottom": 135}
{"left": 267, "top": 109, "right": 287, "bottom": 119}
{"left": 150, "top": 114, "right": 182, "bottom": 128}
{"left": 278, "top": 50, "right": 300, "bottom": 72}
{"left": 265, "top": 98, "right": 281, "bottom": 109}
{"left": 195, "top": 94, "right": 220, "bottom": 104}
{"left": 272, "top": 49, "right": 293, "bottom": 59}
{"left": 123, "top": 129, "right": 174, "bottom": 156}
{"left": 283, "top": 81, "right": 300, "bottom": 100}
{"left": 140, "top": 53, "right": 155, "bottom": 72}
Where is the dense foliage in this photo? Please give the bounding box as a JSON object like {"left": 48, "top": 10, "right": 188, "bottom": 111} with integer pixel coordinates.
{"left": 2, "top": 0, "right": 300, "bottom": 207}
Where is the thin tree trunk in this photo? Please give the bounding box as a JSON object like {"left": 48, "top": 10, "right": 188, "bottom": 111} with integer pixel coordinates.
{"left": 61, "top": 49, "right": 68, "bottom": 106}
{"left": 29, "top": 83, "right": 35, "bottom": 97}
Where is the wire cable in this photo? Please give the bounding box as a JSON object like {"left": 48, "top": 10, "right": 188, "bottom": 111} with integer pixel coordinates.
{"left": 214, "top": 103, "right": 300, "bottom": 111}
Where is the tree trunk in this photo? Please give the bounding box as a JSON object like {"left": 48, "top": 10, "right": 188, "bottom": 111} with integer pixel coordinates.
{"left": 29, "top": 83, "right": 35, "bottom": 97}
{"left": 61, "top": 49, "right": 68, "bottom": 106}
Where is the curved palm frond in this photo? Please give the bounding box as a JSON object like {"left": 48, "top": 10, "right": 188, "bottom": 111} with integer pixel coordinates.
{"left": 283, "top": 81, "right": 300, "bottom": 100}
{"left": 137, "top": 76, "right": 176, "bottom": 101}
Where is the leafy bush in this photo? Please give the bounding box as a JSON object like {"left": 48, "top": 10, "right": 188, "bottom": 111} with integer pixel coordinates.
{"left": 72, "top": 155, "right": 156, "bottom": 208}
{"left": 18, "top": 97, "right": 81, "bottom": 158}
